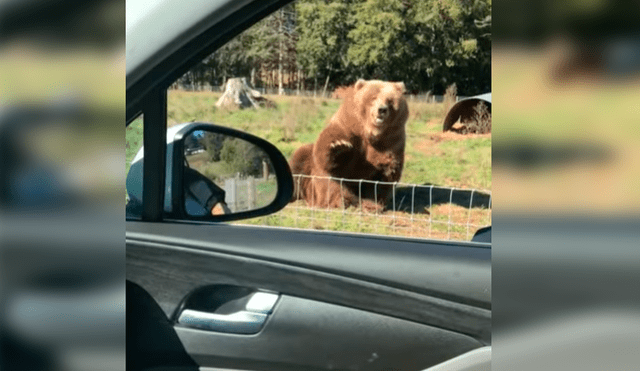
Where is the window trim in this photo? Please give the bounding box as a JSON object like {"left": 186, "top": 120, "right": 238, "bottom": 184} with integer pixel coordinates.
{"left": 141, "top": 89, "right": 167, "bottom": 222}
{"left": 126, "top": 0, "right": 295, "bottom": 221}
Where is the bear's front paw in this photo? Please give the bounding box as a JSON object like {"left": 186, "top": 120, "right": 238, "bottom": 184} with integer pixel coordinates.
{"left": 330, "top": 139, "right": 353, "bottom": 150}
{"left": 329, "top": 139, "right": 354, "bottom": 157}
{"left": 381, "top": 157, "right": 400, "bottom": 179}
{"left": 383, "top": 166, "right": 397, "bottom": 178}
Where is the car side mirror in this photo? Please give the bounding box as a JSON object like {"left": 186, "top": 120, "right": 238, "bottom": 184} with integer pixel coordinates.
{"left": 126, "top": 122, "right": 293, "bottom": 222}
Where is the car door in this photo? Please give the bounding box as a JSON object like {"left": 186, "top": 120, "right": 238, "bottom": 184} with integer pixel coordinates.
{"left": 126, "top": 1, "right": 491, "bottom": 370}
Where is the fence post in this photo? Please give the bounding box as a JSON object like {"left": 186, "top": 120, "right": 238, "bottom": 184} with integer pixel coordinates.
{"left": 248, "top": 177, "right": 256, "bottom": 210}
{"left": 225, "top": 178, "right": 237, "bottom": 212}
{"left": 466, "top": 189, "right": 475, "bottom": 240}
{"left": 262, "top": 160, "right": 269, "bottom": 180}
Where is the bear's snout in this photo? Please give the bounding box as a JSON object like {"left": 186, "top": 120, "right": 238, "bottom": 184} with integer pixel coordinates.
{"left": 375, "top": 104, "right": 390, "bottom": 125}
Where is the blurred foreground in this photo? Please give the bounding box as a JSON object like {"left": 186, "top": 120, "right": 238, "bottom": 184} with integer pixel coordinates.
{"left": 1, "top": 0, "right": 125, "bottom": 370}
{"left": 2, "top": 0, "right": 640, "bottom": 370}
{"left": 493, "top": 0, "right": 640, "bottom": 370}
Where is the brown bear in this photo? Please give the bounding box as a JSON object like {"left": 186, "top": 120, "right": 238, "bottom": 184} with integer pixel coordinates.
{"left": 290, "top": 79, "right": 409, "bottom": 211}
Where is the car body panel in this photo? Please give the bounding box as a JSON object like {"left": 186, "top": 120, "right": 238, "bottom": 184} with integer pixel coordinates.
{"left": 127, "top": 222, "right": 491, "bottom": 309}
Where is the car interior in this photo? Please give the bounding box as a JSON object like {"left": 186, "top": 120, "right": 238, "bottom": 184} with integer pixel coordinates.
{"left": 126, "top": 1, "right": 491, "bottom": 370}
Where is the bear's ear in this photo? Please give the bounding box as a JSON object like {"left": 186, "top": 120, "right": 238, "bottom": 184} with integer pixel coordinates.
{"left": 395, "top": 82, "right": 406, "bottom": 93}
{"left": 355, "top": 79, "right": 366, "bottom": 91}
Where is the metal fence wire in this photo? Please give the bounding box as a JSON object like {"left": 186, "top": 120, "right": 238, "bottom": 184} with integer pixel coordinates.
{"left": 126, "top": 157, "right": 489, "bottom": 241}
{"left": 168, "top": 86, "right": 465, "bottom": 103}
{"left": 237, "top": 174, "right": 492, "bottom": 242}
{"left": 224, "top": 176, "right": 278, "bottom": 212}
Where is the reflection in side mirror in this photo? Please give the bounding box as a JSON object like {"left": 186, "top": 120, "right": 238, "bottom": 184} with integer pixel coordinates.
{"left": 183, "top": 132, "right": 278, "bottom": 217}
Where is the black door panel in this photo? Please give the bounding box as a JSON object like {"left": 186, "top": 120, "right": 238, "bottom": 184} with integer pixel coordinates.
{"left": 176, "top": 294, "right": 482, "bottom": 371}
{"left": 127, "top": 222, "right": 491, "bottom": 308}
{"left": 126, "top": 281, "right": 199, "bottom": 371}
{"left": 126, "top": 223, "right": 490, "bottom": 346}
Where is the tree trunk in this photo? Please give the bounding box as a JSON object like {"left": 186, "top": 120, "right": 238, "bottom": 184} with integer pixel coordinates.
{"left": 322, "top": 71, "right": 331, "bottom": 98}
{"left": 250, "top": 67, "right": 256, "bottom": 88}
{"left": 278, "top": 10, "right": 284, "bottom": 96}
{"left": 278, "top": 51, "right": 284, "bottom": 95}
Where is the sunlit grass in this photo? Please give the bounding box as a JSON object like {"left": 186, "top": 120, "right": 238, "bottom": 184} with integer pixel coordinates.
{"left": 239, "top": 201, "right": 491, "bottom": 242}
{"left": 165, "top": 90, "right": 491, "bottom": 189}
{"left": 125, "top": 90, "right": 492, "bottom": 239}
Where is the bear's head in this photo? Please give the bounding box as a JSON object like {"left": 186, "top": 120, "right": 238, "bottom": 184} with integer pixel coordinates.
{"left": 353, "top": 79, "right": 408, "bottom": 138}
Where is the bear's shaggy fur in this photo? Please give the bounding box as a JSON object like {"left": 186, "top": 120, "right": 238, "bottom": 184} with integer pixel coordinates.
{"left": 290, "top": 79, "right": 409, "bottom": 211}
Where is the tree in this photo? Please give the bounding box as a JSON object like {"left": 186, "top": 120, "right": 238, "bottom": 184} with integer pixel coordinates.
{"left": 296, "top": 0, "right": 353, "bottom": 92}
{"left": 201, "top": 132, "right": 226, "bottom": 162}
{"left": 404, "top": 0, "right": 491, "bottom": 93}
{"left": 220, "top": 138, "right": 266, "bottom": 177}
{"left": 176, "top": 0, "right": 491, "bottom": 95}
{"left": 346, "top": 0, "right": 408, "bottom": 80}
{"left": 243, "top": 4, "right": 298, "bottom": 91}
{"left": 343, "top": 0, "right": 490, "bottom": 94}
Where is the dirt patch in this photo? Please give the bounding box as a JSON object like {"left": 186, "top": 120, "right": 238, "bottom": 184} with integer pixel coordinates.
{"left": 414, "top": 121, "right": 490, "bottom": 156}
{"left": 424, "top": 120, "right": 491, "bottom": 141}
{"left": 430, "top": 131, "right": 492, "bottom": 142}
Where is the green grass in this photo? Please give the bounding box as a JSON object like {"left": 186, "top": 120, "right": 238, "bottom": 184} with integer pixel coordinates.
{"left": 237, "top": 201, "right": 491, "bottom": 241}
{"left": 165, "top": 90, "right": 491, "bottom": 190}
{"left": 126, "top": 90, "right": 491, "bottom": 240}
{"left": 126, "top": 117, "right": 143, "bottom": 174}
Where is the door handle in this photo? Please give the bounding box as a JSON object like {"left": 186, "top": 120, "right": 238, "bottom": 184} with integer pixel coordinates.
{"left": 178, "top": 309, "right": 268, "bottom": 334}
{"left": 177, "top": 291, "right": 279, "bottom": 334}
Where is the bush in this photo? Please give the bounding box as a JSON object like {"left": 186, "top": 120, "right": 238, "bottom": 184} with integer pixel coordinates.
{"left": 443, "top": 83, "right": 457, "bottom": 117}
{"left": 466, "top": 102, "right": 491, "bottom": 134}
{"left": 203, "top": 132, "right": 226, "bottom": 161}
{"left": 220, "top": 138, "right": 265, "bottom": 177}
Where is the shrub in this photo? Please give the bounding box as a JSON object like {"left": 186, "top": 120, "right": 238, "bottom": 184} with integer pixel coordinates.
{"left": 466, "top": 102, "right": 491, "bottom": 134}
{"left": 442, "top": 83, "right": 457, "bottom": 117}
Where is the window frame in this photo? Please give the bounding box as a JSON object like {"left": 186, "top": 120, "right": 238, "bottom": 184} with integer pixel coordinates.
{"left": 126, "top": 0, "right": 295, "bottom": 222}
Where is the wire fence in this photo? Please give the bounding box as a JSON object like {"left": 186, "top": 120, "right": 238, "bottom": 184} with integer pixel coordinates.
{"left": 124, "top": 162, "right": 490, "bottom": 241}
{"left": 237, "top": 174, "right": 492, "bottom": 242}
{"left": 169, "top": 84, "right": 466, "bottom": 103}
{"left": 224, "top": 176, "right": 278, "bottom": 212}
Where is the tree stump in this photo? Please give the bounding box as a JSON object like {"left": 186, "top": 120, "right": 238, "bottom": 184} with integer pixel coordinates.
{"left": 215, "top": 77, "right": 275, "bottom": 109}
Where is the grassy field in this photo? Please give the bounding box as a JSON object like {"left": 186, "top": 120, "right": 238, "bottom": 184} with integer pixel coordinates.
{"left": 166, "top": 90, "right": 491, "bottom": 189}
{"left": 493, "top": 46, "right": 640, "bottom": 214}
{"left": 126, "top": 117, "right": 143, "bottom": 174}
{"left": 240, "top": 189, "right": 491, "bottom": 241}
{"left": 126, "top": 90, "right": 491, "bottom": 240}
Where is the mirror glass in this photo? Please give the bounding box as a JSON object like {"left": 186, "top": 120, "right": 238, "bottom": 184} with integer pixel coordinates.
{"left": 183, "top": 131, "right": 278, "bottom": 216}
